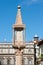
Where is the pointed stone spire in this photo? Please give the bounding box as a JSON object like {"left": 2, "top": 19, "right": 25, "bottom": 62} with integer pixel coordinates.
{"left": 13, "top": 5, "right": 25, "bottom": 29}
{"left": 16, "top": 5, "right": 22, "bottom": 25}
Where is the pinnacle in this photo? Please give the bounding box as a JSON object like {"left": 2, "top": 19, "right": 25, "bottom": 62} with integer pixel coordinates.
{"left": 15, "top": 5, "right": 23, "bottom": 25}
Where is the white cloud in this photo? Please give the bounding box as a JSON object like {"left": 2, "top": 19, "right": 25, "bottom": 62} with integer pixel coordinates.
{"left": 21, "top": 0, "right": 43, "bottom": 6}
{"left": 32, "top": 0, "right": 43, "bottom": 2}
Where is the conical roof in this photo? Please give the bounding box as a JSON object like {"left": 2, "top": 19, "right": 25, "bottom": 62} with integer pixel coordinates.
{"left": 13, "top": 5, "right": 25, "bottom": 29}
{"left": 16, "top": 5, "right": 22, "bottom": 25}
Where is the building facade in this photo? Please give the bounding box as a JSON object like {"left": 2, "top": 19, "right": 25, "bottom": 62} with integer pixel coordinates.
{"left": 37, "top": 40, "right": 43, "bottom": 65}
{"left": 0, "top": 6, "right": 42, "bottom": 65}
{"left": 0, "top": 42, "right": 35, "bottom": 65}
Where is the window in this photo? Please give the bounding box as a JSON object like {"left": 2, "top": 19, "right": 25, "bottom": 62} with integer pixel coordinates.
{"left": 3, "top": 58, "right": 10, "bottom": 65}
{"left": 23, "top": 56, "right": 33, "bottom": 65}
{"left": 7, "top": 58, "right": 10, "bottom": 65}
{"left": 10, "top": 58, "right": 15, "bottom": 64}
{"left": 28, "top": 49, "right": 31, "bottom": 53}
{"left": 9, "top": 49, "right": 15, "bottom": 54}
{"left": 23, "top": 57, "right": 28, "bottom": 65}
{"left": 28, "top": 59, "right": 32, "bottom": 65}
{"left": 23, "top": 49, "right": 28, "bottom": 53}
{"left": 0, "top": 59, "right": 1, "bottom": 65}
{"left": 0, "top": 61, "right": 1, "bottom": 65}
{"left": 3, "top": 58, "right": 7, "bottom": 64}
{"left": 0, "top": 49, "right": 3, "bottom": 53}
{"left": 0, "top": 58, "right": 4, "bottom": 65}
{"left": 3, "top": 49, "right": 8, "bottom": 53}
{"left": 13, "top": 58, "right": 15, "bottom": 65}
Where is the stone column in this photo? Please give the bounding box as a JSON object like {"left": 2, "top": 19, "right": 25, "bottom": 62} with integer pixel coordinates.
{"left": 15, "top": 49, "right": 23, "bottom": 65}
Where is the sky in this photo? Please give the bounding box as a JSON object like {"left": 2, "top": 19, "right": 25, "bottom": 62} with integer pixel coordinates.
{"left": 0, "top": 0, "right": 43, "bottom": 42}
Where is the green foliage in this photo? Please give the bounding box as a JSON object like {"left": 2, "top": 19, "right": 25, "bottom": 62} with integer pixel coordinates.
{"left": 41, "top": 54, "right": 43, "bottom": 58}
{"left": 39, "top": 54, "right": 43, "bottom": 58}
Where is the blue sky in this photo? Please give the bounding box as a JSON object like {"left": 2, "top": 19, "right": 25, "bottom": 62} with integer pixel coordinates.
{"left": 0, "top": 0, "right": 43, "bottom": 42}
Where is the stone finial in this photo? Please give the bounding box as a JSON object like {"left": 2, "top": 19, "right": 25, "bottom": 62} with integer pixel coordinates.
{"left": 17, "top": 5, "right": 21, "bottom": 9}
